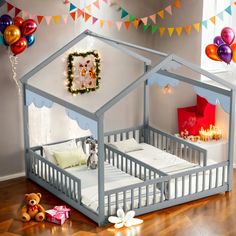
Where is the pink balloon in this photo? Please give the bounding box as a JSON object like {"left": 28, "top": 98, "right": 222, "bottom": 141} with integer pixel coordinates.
{"left": 221, "top": 27, "right": 235, "bottom": 45}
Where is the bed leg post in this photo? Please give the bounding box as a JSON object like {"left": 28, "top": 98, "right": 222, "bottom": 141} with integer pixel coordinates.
{"left": 227, "top": 90, "right": 235, "bottom": 192}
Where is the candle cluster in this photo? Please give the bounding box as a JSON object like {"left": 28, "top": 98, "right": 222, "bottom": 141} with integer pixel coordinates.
{"left": 199, "top": 125, "right": 222, "bottom": 141}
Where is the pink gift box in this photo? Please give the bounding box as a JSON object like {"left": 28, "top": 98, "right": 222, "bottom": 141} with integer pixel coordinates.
{"left": 53, "top": 205, "right": 70, "bottom": 219}
{"left": 46, "top": 209, "right": 65, "bottom": 225}
{"left": 46, "top": 205, "right": 71, "bottom": 225}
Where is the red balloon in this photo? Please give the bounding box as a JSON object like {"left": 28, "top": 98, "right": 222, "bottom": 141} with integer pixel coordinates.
{"left": 21, "top": 19, "right": 37, "bottom": 36}
{"left": 10, "top": 37, "right": 27, "bottom": 56}
{"left": 14, "top": 16, "right": 24, "bottom": 27}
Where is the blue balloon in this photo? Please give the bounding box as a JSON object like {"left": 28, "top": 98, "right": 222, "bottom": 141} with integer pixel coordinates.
{"left": 25, "top": 34, "right": 35, "bottom": 47}
{"left": 0, "top": 35, "right": 9, "bottom": 47}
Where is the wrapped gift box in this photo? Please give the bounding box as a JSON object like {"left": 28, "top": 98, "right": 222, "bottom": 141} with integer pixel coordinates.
{"left": 46, "top": 205, "right": 71, "bottom": 225}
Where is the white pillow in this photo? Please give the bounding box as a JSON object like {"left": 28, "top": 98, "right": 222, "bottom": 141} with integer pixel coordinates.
{"left": 43, "top": 139, "right": 77, "bottom": 164}
{"left": 110, "top": 138, "right": 143, "bottom": 153}
{"left": 53, "top": 146, "right": 87, "bottom": 169}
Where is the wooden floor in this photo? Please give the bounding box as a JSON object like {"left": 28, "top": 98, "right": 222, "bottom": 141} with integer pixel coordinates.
{"left": 0, "top": 172, "right": 236, "bottom": 236}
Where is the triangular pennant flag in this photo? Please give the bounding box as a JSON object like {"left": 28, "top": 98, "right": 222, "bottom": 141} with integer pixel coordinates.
{"left": 234, "top": 1, "right": 236, "bottom": 6}
{"left": 193, "top": 23, "right": 200, "bottom": 32}
{"left": 37, "top": 16, "right": 44, "bottom": 24}
{"left": 45, "top": 16, "right": 52, "bottom": 25}
{"left": 52, "top": 16, "right": 60, "bottom": 24}
{"left": 103, "top": 0, "right": 108, "bottom": 3}
{"left": 116, "top": 21, "right": 122, "bottom": 31}
{"left": 174, "top": 0, "right": 181, "bottom": 9}
{"left": 62, "top": 14, "right": 68, "bottom": 24}
{"left": 15, "top": 8, "right": 21, "bottom": 17}
{"left": 64, "top": 0, "right": 69, "bottom": 4}
{"left": 159, "top": 27, "right": 165, "bottom": 36}
{"left": 149, "top": 14, "right": 156, "bottom": 24}
{"left": 70, "top": 11, "right": 77, "bottom": 21}
{"left": 69, "top": 3, "right": 77, "bottom": 12}
{"left": 151, "top": 25, "right": 158, "bottom": 33}
{"left": 84, "top": 13, "right": 91, "bottom": 22}
{"left": 175, "top": 27, "right": 183, "bottom": 36}
{"left": 141, "top": 17, "right": 148, "bottom": 25}
{"left": 165, "top": 5, "right": 172, "bottom": 15}
{"left": 121, "top": 8, "right": 129, "bottom": 18}
{"left": 202, "top": 20, "right": 208, "bottom": 29}
{"left": 217, "top": 12, "right": 224, "bottom": 21}
{"left": 225, "top": 6, "right": 232, "bottom": 15}
{"left": 92, "top": 17, "right": 98, "bottom": 24}
{"left": 0, "top": 35, "right": 3, "bottom": 45}
{"left": 100, "top": 19, "right": 105, "bottom": 28}
{"left": 77, "top": 9, "right": 84, "bottom": 18}
{"left": 210, "top": 16, "right": 216, "bottom": 25}
{"left": 93, "top": 0, "right": 100, "bottom": 9}
{"left": 7, "top": 3, "right": 14, "bottom": 12}
{"left": 167, "top": 27, "right": 174, "bottom": 37}
{"left": 22, "top": 11, "right": 28, "bottom": 19}
{"left": 133, "top": 19, "right": 140, "bottom": 29}
{"left": 129, "top": 15, "right": 135, "bottom": 22}
{"left": 185, "top": 25, "right": 191, "bottom": 35}
{"left": 143, "top": 24, "right": 150, "bottom": 31}
{"left": 124, "top": 21, "right": 131, "bottom": 30}
{"left": 107, "top": 20, "right": 113, "bottom": 29}
{"left": 85, "top": 4, "right": 91, "bottom": 13}
{"left": 157, "top": 10, "right": 164, "bottom": 19}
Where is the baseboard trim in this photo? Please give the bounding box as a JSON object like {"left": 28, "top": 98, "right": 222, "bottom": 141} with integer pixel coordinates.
{"left": 0, "top": 172, "right": 25, "bottom": 182}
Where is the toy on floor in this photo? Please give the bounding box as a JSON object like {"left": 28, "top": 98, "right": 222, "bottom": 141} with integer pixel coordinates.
{"left": 19, "top": 193, "right": 45, "bottom": 222}
{"left": 86, "top": 137, "right": 98, "bottom": 169}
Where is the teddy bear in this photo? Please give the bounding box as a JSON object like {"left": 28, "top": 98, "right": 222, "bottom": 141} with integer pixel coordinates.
{"left": 19, "top": 193, "right": 45, "bottom": 222}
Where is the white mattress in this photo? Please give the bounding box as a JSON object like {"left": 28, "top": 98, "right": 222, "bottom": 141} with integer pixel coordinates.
{"left": 128, "top": 143, "right": 200, "bottom": 175}
{"left": 126, "top": 143, "right": 226, "bottom": 199}
{"left": 66, "top": 163, "right": 162, "bottom": 214}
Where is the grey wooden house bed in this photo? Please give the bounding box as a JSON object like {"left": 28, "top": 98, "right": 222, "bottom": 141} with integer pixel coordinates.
{"left": 20, "top": 30, "right": 236, "bottom": 226}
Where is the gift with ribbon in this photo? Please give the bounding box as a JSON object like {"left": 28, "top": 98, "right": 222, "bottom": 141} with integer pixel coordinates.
{"left": 45, "top": 205, "right": 71, "bottom": 225}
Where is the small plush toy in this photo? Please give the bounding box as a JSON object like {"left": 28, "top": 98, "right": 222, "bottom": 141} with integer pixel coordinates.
{"left": 86, "top": 138, "right": 98, "bottom": 169}
{"left": 19, "top": 193, "right": 45, "bottom": 222}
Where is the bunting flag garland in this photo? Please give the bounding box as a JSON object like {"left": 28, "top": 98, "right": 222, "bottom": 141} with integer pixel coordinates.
{"left": 0, "top": 0, "right": 235, "bottom": 40}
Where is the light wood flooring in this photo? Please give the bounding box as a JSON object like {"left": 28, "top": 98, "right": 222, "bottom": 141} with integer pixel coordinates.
{"left": 0, "top": 171, "right": 236, "bottom": 236}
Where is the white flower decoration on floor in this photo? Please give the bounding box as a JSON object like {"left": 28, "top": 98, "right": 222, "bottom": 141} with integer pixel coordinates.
{"left": 108, "top": 209, "right": 143, "bottom": 228}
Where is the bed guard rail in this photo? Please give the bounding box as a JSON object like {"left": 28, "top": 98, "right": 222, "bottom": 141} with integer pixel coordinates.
{"left": 104, "top": 126, "right": 144, "bottom": 144}
{"left": 148, "top": 126, "right": 207, "bottom": 166}
{"left": 104, "top": 161, "right": 228, "bottom": 216}
{"left": 104, "top": 144, "right": 167, "bottom": 180}
{"left": 28, "top": 148, "right": 81, "bottom": 203}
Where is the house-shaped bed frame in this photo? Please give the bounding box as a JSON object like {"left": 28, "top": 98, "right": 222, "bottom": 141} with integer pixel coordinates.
{"left": 20, "top": 30, "right": 236, "bottom": 226}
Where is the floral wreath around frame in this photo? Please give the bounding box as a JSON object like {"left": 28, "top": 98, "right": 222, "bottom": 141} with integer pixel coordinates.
{"left": 66, "top": 51, "right": 101, "bottom": 95}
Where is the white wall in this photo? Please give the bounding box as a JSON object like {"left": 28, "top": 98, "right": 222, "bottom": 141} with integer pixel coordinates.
{"left": 4, "top": 0, "right": 228, "bottom": 178}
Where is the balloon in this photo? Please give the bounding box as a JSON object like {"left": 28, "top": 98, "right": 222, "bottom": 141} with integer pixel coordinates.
{"left": 205, "top": 44, "right": 221, "bottom": 61}
{"left": 0, "top": 14, "right": 13, "bottom": 34}
{"left": 4, "top": 25, "right": 21, "bottom": 45}
{"left": 231, "top": 43, "right": 236, "bottom": 63}
{"left": 213, "top": 36, "right": 224, "bottom": 46}
{"left": 21, "top": 19, "right": 37, "bottom": 36}
{"left": 14, "top": 16, "right": 24, "bottom": 27}
{"left": 221, "top": 27, "right": 235, "bottom": 45}
{"left": 10, "top": 37, "right": 27, "bottom": 56}
{"left": 217, "top": 44, "right": 233, "bottom": 64}
{"left": 25, "top": 34, "right": 35, "bottom": 47}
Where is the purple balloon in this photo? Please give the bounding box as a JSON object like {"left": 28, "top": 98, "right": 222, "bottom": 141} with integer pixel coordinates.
{"left": 214, "top": 36, "right": 224, "bottom": 46}
{"left": 217, "top": 44, "right": 233, "bottom": 64}
{"left": 0, "top": 14, "right": 13, "bottom": 34}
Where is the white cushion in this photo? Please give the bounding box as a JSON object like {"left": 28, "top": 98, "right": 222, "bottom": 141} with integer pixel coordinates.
{"left": 110, "top": 138, "right": 143, "bottom": 153}
{"left": 43, "top": 139, "right": 77, "bottom": 164}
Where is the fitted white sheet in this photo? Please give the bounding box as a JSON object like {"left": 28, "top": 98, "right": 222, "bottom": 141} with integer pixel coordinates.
{"left": 126, "top": 143, "right": 226, "bottom": 199}
{"left": 66, "top": 163, "right": 162, "bottom": 214}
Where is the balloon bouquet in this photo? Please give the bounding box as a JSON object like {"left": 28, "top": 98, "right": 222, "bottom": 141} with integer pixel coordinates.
{"left": 205, "top": 27, "right": 236, "bottom": 64}
{"left": 0, "top": 14, "right": 37, "bottom": 56}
